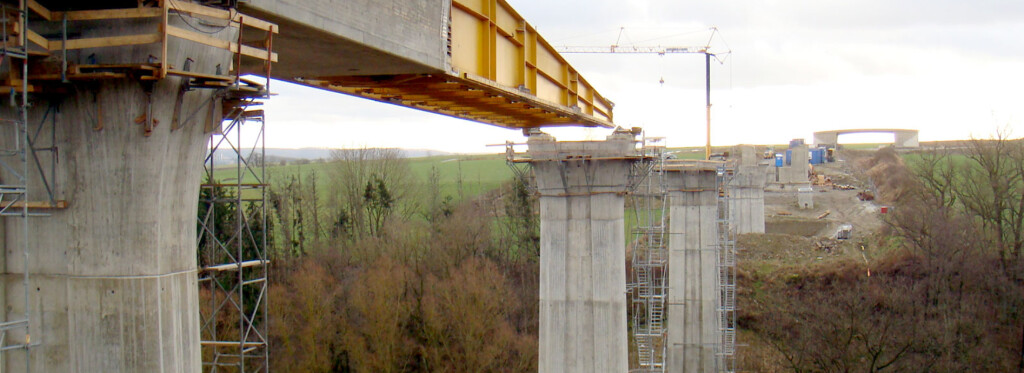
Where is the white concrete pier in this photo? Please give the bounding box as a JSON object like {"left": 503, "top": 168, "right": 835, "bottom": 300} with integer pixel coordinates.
{"left": 0, "top": 15, "right": 237, "bottom": 372}
{"left": 529, "top": 129, "right": 641, "bottom": 373}
{"left": 663, "top": 161, "right": 722, "bottom": 373}
{"left": 730, "top": 145, "right": 766, "bottom": 234}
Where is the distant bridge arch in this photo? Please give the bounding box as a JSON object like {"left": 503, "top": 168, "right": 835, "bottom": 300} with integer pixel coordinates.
{"left": 813, "top": 128, "right": 919, "bottom": 148}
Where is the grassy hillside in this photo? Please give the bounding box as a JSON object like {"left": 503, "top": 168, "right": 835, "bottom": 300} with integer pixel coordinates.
{"left": 209, "top": 153, "right": 514, "bottom": 202}
{"left": 406, "top": 154, "right": 513, "bottom": 199}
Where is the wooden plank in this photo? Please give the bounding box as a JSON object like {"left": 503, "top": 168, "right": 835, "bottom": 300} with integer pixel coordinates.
{"left": 200, "top": 341, "right": 265, "bottom": 347}
{"left": 166, "top": 0, "right": 228, "bottom": 20}
{"left": 0, "top": 85, "right": 41, "bottom": 93}
{"left": 166, "top": 26, "right": 278, "bottom": 62}
{"left": 8, "top": 200, "right": 68, "bottom": 209}
{"left": 166, "top": 25, "right": 229, "bottom": 51}
{"left": 234, "top": 12, "right": 277, "bottom": 34}
{"left": 165, "top": 68, "right": 232, "bottom": 82}
{"left": 26, "top": 0, "right": 51, "bottom": 21}
{"left": 167, "top": 0, "right": 278, "bottom": 33}
{"left": 160, "top": 0, "right": 169, "bottom": 78}
{"left": 203, "top": 259, "right": 268, "bottom": 272}
{"left": 48, "top": 33, "right": 161, "bottom": 51}
{"left": 31, "top": 72, "right": 126, "bottom": 81}
{"left": 74, "top": 63, "right": 159, "bottom": 71}
{"left": 51, "top": 7, "right": 162, "bottom": 21}
{"left": 239, "top": 43, "right": 278, "bottom": 63}
{"left": 24, "top": 28, "right": 48, "bottom": 50}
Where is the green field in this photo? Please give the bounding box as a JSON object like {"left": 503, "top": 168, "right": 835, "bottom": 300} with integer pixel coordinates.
{"left": 406, "top": 153, "right": 514, "bottom": 199}
{"left": 209, "top": 153, "right": 515, "bottom": 202}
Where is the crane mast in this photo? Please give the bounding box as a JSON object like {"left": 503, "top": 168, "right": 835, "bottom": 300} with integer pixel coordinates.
{"left": 555, "top": 44, "right": 717, "bottom": 159}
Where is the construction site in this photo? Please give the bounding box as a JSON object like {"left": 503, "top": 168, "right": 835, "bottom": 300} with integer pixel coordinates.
{"left": 0, "top": 0, "right": 1021, "bottom": 372}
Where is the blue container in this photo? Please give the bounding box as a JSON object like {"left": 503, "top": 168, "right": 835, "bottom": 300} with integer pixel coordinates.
{"left": 775, "top": 154, "right": 784, "bottom": 167}
{"left": 785, "top": 149, "right": 792, "bottom": 165}
{"left": 810, "top": 148, "right": 823, "bottom": 164}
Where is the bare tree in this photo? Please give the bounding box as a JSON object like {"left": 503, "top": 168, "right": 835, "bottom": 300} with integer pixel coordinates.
{"left": 955, "top": 130, "right": 1024, "bottom": 268}
{"left": 327, "top": 147, "right": 417, "bottom": 239}
{"left": 909, "top": 146, "right": 959, "bottom": 210}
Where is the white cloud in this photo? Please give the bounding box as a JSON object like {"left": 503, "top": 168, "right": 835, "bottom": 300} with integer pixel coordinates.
{"left": 260, "top": 0, "right": 1024, "bottom": 152}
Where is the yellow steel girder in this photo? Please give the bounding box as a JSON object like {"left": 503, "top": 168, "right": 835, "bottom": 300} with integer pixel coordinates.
{"left": 449, "top": 0, "right": 613, "bottom": 125}
{"left": 306, "top": 0, "right": 614, "bottom": 129}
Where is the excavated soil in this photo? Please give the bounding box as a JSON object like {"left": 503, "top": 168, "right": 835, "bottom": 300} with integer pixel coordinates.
{"left": 742, "top": 152, "right": 887, "bottom": 266}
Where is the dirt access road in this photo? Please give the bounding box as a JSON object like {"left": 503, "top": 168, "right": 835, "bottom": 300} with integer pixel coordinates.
{"left": 740, "top": 150, "right": 888, "bottom": 266}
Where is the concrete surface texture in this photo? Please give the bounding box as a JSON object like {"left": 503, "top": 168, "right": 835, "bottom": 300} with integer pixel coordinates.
{"left": 0, "top": 16, "right": 235, "bottom": 372}
{"left": 782, "top": 144, "right": 810, "bottom": 185}
{"left": 239, "top": 0, "right": 447, "bottom": 78}
{"left": 664, "top": 168, "right": 720, "bottom": 373}
{"left": 529, "top": 130, "right": 637, "bottom": 373}
{"left": 730, "top": 146, "right": 766, "bottom": 234}
{"left": 798, "top": 187, "right": 815, "bottom": 209}
{"left": 730, "top": 167, "right": 766, "bottom": 234}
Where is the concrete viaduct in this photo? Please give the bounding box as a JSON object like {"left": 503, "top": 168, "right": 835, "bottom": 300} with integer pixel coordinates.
{"left": 813, "top": 128, "right": 920, "bottom": 148}
{"left": 0, "top": 0, "right": 729, "bottom": 371}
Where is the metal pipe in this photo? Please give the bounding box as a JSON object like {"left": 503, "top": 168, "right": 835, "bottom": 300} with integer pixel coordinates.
{"left": 704, "top": 52, "right": 712, "bottom": 160}
{"left": 61, "top": 13, "right": 67, "bottom": 82}
{"left": 20, "top": 1, "right": 32, "bottom": 369}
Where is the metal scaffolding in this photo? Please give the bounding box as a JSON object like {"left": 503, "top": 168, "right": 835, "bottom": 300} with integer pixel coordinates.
{"left": 0, "top": 1, "right": 277, "bottom": 370}
{"left": 715, "top": 163, "right": 737, "bottom": 373}
{"left": 198, "top": 93, "right": 269, "bottom": 372}
{"left": 628, "top": 137, "right": 667, "bottom": 373}
{"left": 0, "top": 2, "right": 54, "bottom": 369}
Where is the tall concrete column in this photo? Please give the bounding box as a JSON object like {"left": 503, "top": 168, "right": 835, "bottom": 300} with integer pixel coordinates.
{"left": 0, "top": 16, "right": 237, "bottom": 371}
{"left": 664, "top": 162, "right": 721, "bottom": 373}
{"left": 530, "top": 130, "right": 638, "bottom": 373}
{"left": 730, "top": 145, "right": 765, "bottom": 234}
{"left": 786, "top": 144, "right": 810, "bottom": 185}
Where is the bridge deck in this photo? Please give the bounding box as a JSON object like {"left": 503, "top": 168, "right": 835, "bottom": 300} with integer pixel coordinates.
{"left": 240, "top": 0, "right": 614, "bottom": 129}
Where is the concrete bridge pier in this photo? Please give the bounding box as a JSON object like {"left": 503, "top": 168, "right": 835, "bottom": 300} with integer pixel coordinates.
{"left": 528, "top": 130, "right": 640, "bottom": 373}
{"left": 664, "top": 162, "right": 721, "bottom": 373}
{"left": 730, "top": 145, "right": 765, "bottom": 234}
{"left": 0, "top": 17, "right": 238, "bottom": 372}
{"left": 781, "top": 144, "right": 810, "bottom": 185}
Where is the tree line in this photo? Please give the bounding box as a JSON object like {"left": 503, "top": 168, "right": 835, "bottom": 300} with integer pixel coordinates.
{"left": 204, "top": 148, "right": 542, "bottom": 372}
{"left": 741, "top": 133, "right": 1024, "bottom": 372}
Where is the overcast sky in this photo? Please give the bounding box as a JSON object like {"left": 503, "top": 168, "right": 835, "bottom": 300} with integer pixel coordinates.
{"left": 256, "top": 0, "right": 1024, "bottom": 153}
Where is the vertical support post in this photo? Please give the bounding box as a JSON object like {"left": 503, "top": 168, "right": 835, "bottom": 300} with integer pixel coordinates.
{"left": 704, "top": 52, "right": 712, "bottom": 161}
{"left": 19, "top": 3, "right": 32, "bottom": 371}
{"left": 264, "top": 26, "right": 272, "bottom": 92}
{"left": 258, "top": 110, "right": 269, "bottom": 373}
{"left": 60, "top": 13, "right": 67, "bottom": 82}
{"left": 159, "top": 0, "right": 169, "bottom": 78}
{"left": 235, "top": 104, "right": 244, "bottom": 373}
{"left": 529, "top": 130, "right": 639, "bottom": 373}
{"left": 665, "top": 163, "right": 722, "bottom": 373}
{"left": 235, "top": 16, "right": 243, "bottom": 86}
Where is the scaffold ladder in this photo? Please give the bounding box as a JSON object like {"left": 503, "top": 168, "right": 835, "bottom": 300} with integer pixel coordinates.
{"left": 715, "top": 164, "right": 737, "bottom": 373}
{"left": 0, "top": 2, "right": 37, "bottom": 370}
{"left": 630, "top": 137, "right": 667, "bottom": 372}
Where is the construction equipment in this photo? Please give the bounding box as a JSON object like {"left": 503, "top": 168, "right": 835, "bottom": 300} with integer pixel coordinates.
{"left": 836, "top": 224, "right": 853, "bottom": 240}
{"left": 555, "top": 28, "right": 729, "bottom": 160}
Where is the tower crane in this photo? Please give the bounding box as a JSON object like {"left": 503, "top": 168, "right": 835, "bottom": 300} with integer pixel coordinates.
{"left": 555, "top": 31, "right": 727, "bottom": 160}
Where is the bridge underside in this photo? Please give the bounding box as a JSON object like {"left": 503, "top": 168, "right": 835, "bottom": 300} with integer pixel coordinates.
{"left": 300, "top": 73, "right": 610, "bottom": 128}
{"left": 240, "top": 0, "right": 615, "bottom": 129}
{"left": 813, "top": 129, "right": 920, "bottom": 148}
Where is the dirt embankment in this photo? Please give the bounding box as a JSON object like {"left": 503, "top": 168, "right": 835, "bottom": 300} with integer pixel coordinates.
{"left": 744, "top": 149, "right": 890, "bottom": 267}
